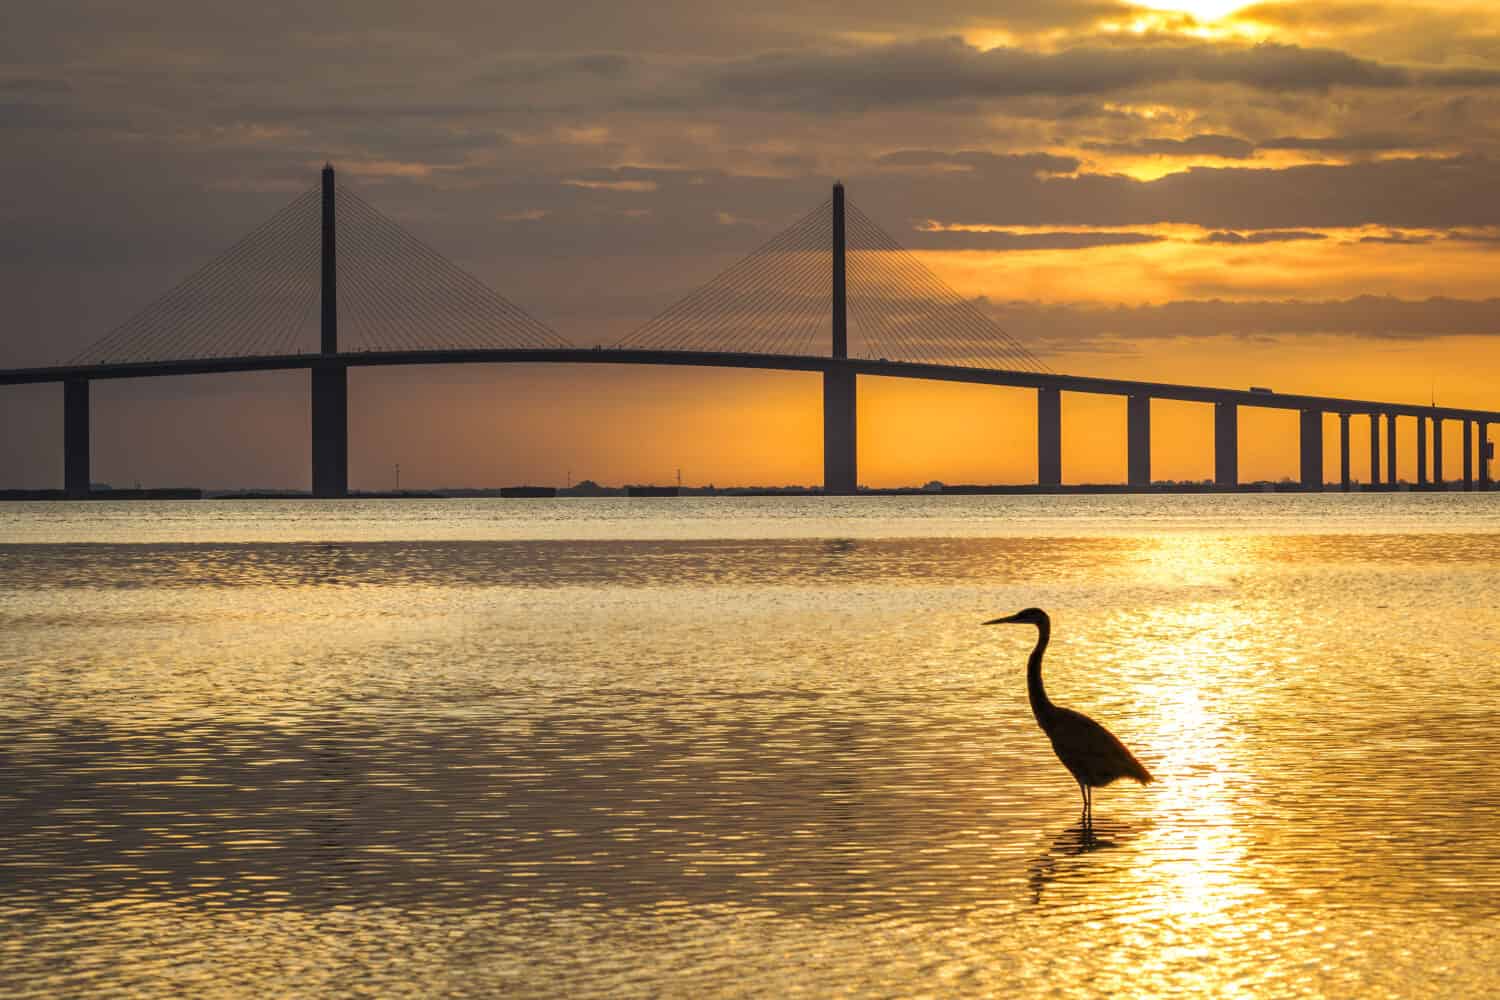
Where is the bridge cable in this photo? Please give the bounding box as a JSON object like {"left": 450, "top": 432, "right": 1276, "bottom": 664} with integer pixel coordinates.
{"left": 730, "top": 211, "right": 830, "bottom": 356}
{"left": 335, "top": 185, "right": 570, "bottom": 352}
{"left": 845, "top": 203, "right": 1052, "bottom": 372}
{"left": 126, "top": 198, "right": 306, "bottom": 362}
{"left": 624, "top": 204, "right": 828, "bottom": 354}
{"left": 337, "top": 191, "right": 522, "bottom": 352}
{"left": 338, "top": 197, "right": 495, "bottom": 352}
{"left": 755, "top": 227, "right": 834, "bottom": 357}
{"left": 336, "top": 198, "right": 457, "bottom": 353}
{"left": 338, "top": 188, "right": 551, "bottom": 351}
{"left": 846, "top": 211, "right": 1008, "bottom": 368}
{"left": 846, "top": 216, "right": 981, "bottom": 366}
{"left": 846, "top": 206, "right": 1041, "bottom": 370}
{"left": 72, "top": 185, "right": 322, "bottom": 365}
{"left": 613, "top": 200, "right": 832, "bottom": 354}
{"left": 98, "top": 185, "right": 317, "bottom": 363}
{"left": 90, "top": 188, "right": 309, "bottom": 363}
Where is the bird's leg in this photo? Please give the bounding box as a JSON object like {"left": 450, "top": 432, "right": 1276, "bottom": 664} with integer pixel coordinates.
{"left": 1084, "top": 785, "right": 1093, "bottom": 827}
{"left": 1077, "top": 781, "right": 1088, "bottom": 822}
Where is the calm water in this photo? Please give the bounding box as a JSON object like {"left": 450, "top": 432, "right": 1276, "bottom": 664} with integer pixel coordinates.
{"left": 2, "top": 495, "right": 1498, "bottom": 998}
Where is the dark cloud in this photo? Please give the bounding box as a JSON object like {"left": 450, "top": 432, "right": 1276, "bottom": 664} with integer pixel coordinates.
{"left": 902, "top": 229, "right": 1164, "bottom": 250}
{"left": 0, "top": 77, "right": 72, "bottom": 94}
{"left": 1200, "top": 230, "right": 1328, "bottom": 244}
{"left": 475, "top": 53, "right": 635, "bottom": 87}
{"left": 1358, "top": 231, "right": 1434, "bottom": 244}
{"left": 992, "top": 295, "right": 1500, "bottom": 347}
{"left": 1085, "top": 134, "right": 1254, "bottom": 159}
{"left": 0, "top": 102, "right": 91, "bottom": 129}
{"left": 876, "top": 149, "right": 1079, "bottom": 174}
{"left": 710, "top": 37, "right": 1413, "bottom": 110}
{"left": 1259, "top": 133, "right": 1437, "bottom": 152}
{"left": 861, "top": 152, "right": 1500, "bottom": 230}
{"left": 1444, "top": 230, "right": 1500, "bottom": 244}
{"left": 1419, "top": 67, "right": 1500, "bottom": 87}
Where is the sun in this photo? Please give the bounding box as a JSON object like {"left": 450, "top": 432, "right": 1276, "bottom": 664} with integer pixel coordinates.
{"left": 1138, "top": 0, "right": 1248, "bottom": 20}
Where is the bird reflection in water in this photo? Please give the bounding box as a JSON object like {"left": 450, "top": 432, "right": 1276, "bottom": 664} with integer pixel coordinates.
{"left": 1027, "top": 818, "right": 1138, "bottom": 905}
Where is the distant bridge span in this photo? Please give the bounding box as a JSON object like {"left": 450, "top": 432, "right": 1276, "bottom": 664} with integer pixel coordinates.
{"left": 3, "top": 347, "right": 1495, "bottom": 495}
{"left": 3, "top": 347, "right": 1498, "bottom": 422}
{"left": 1, "top": 165, "right": 1495, "bottom": 495}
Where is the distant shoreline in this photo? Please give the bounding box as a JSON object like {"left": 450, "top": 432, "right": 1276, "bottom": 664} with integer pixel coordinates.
{"left": 2, "top": 482, "right": 1491, "bottom": 501}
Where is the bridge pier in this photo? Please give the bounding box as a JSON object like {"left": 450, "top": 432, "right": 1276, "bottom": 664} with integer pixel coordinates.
{"left": 1339, "top": 413, "right": 1351, "bottom": 490}
{"left": 1214, "top": 402, "right": 1237, "bottom": 488}
{"left": 1037, "top": 388, "right": 1061, "bottom": 487}
{"left": 1482, "top": 421, "right": 1492, "bottom": 488}
{"left": 1463, "top": 420, "right": 1474, "bottom": 489}
{"left": 1127, "top": 395, "right": 1150, "bottom": 488}
{"left": 1368, "top": 413, "right": 1381, "bottom": 487}
{"left": 64, "top": 378, "right": 90, "bottom": 498}
{"left": 1299, "top": 409, "right": 1323, "bottom": 489}
{"left": 311, "top": 364, "right": 348, "bottom": 498}
{"left": 822, "top": 368, "right": 857, "bottom": 494}
{"left": 1433, "top": 417, "right": 1444, "bottom": 488}
{"left": 1386, "top": 413, "right": 1398, "bottom": 486}
{"left": 1417, "top": 415, "right": 1428, "bottom": 486}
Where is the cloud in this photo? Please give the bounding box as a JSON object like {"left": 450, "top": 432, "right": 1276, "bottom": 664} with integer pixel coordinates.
{"left": 563, "top": 178, "right": 658, "bottom": 193}
{"left": 992, "top": 295, "right": 1500, "bottom": 346}
{"left": 1358, "top": 231, "right": 1433, "bottom": 244}
{"left": 876, "top": 149, "right": 1079, "bottom": 174}
{"left": 0, "top": 77, "right": 72, "bottom": 94}
{"left": 904, "top": 229, "right": 1165, "bottom": 250}
{"left": 1200, "top": 230, "right": 1328, "bottom": 244}
{"left": 709, "top": 37, "right": 1416, "bottom": 110}
{"left": 1085, "top": 134, "right": 1255, "bottom": 159}
{"left": 866, "top": 152, "right": 1500, "bottom": 230}
{"left": 1259, "top": 133, "right": 1436, "bottom": 152}
{"left": 1419, "top": 66, "right": 1500, "bottom": 87}
{"left": 1235, "top": 3, "right": 1392, "bottom": 30}
{"left": 476, "top": 53, "right": 635, "bottom": 88}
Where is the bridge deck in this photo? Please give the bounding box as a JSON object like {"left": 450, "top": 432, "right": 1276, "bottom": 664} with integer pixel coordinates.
{"left": 1, "top": 349, "right": 1496, "bottom": 422}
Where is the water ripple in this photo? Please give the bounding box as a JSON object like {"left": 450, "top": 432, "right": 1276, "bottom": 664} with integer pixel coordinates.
{"left": 2, "top": 505, "right": 1499, "bottom": 996}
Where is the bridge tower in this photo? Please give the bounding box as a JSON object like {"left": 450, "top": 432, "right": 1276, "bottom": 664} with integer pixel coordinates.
{"left": 311, "top": 163, "right": 349, "bottom": 498}
{"left": 822, "top": 182, "right": 857, "bottom": 494}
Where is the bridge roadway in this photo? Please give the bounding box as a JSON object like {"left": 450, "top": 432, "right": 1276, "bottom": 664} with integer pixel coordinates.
{"left": 3, "top": 347, "right": 1498, "bottom": 422}
{"left": 3, "top": 347, "right": 1497, "bottom": 495}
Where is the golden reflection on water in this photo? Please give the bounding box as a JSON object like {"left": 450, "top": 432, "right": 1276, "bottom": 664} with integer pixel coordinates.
{"left": 3, "top": 500, "right": 1500, "bottom": 997}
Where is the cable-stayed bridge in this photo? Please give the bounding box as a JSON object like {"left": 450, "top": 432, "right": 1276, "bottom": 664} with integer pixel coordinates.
{"left": 1, "top": 165, "right": 1496, "bottom": 496}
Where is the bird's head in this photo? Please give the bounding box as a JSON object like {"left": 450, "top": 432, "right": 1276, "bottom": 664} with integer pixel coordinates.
{"left": 984, "top": 607, "right": 1050, "bottom": 628}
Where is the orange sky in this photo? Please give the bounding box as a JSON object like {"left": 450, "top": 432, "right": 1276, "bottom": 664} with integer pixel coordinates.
{"left": 3, "top": 0, "right": 1500, "bottom": 489}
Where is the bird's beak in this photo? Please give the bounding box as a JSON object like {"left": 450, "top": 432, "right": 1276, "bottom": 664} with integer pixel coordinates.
{"left": 983, "top": 613, "right": 1022, "bottom": 625}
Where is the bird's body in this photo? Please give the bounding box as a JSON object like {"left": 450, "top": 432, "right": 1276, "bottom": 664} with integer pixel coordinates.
{"left": 988, "top": 607, "right": 1152, "bottom": 822}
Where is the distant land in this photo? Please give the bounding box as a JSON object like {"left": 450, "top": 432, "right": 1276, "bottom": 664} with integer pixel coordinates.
{"left": 1, "top": 478, "right": 1490, "bottom": 500}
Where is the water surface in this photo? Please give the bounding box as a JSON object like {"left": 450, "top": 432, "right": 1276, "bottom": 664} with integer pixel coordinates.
{"left": 2, "top": 496, "right": 1498, "bottom": 997}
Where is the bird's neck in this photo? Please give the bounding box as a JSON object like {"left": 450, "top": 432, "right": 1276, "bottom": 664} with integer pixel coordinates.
{"left": 1026, "top": 622, "right": 1054, "bottom": 723}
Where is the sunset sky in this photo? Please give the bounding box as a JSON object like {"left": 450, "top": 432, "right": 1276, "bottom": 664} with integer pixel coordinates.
{"left": 4, "top": 0, "right": 1500, "bottom": 488}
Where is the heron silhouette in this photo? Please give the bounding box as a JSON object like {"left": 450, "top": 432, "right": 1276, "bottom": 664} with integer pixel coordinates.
{"left": 986, "top": 608, "right": 1153, "bottom": 823}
